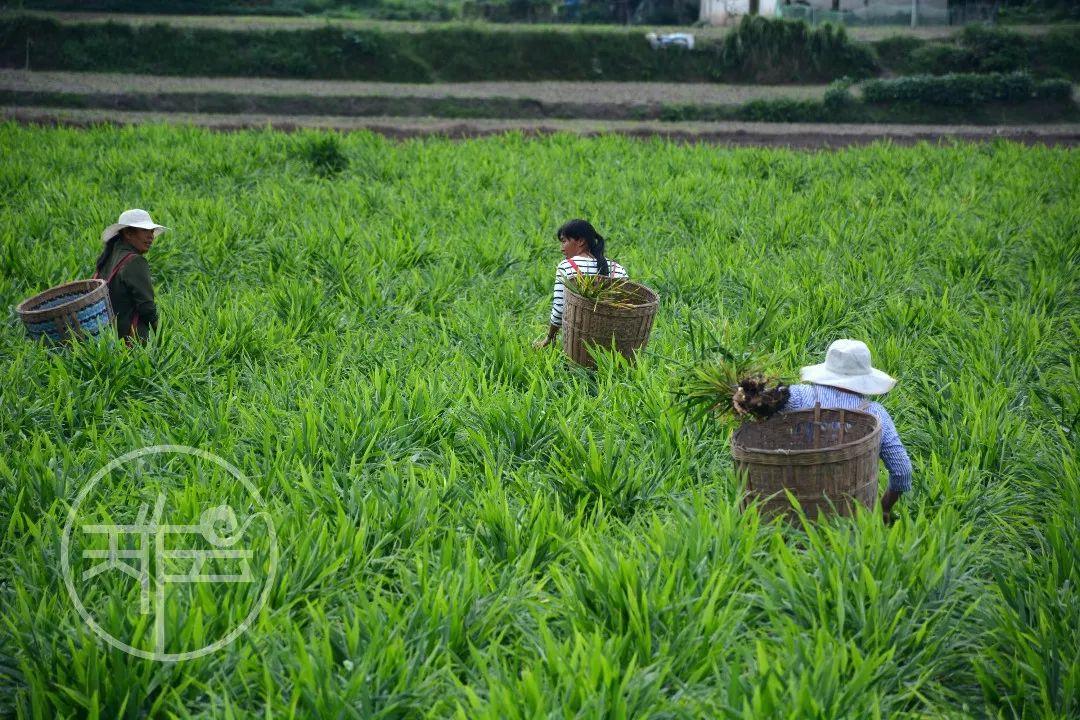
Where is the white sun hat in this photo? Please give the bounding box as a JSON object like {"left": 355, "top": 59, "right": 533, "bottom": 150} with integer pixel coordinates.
{"left": 800, "top": 339, "right": 897, "bottom": 395}
{"left": 100, "top": 209, "right": 169, "bottom": 244}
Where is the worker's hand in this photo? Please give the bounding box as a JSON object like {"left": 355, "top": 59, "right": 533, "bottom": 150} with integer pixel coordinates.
{"left": 534, "top": 325, "right": 560, "bottom": 350}
{"left": 881, "top": 488, "right": 902, "bottom": 525}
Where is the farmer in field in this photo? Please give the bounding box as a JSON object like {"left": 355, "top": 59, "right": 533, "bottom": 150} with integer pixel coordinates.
{"left": 783, "top": 339, "right": 913, "bottom": 522}
{"left": 94, "top": 209, "right": 166, "bottom": 343}
{"left": 533, "top": 219, "right": 628, "bottom": 349}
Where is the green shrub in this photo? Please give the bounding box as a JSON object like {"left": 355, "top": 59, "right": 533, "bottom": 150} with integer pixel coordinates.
{"left": 1034, "top": 78, "right": 1073, "bottom": 101}
{"left": 460, "top": 0, "right": 556, "bottom": 22}
{"left": 15, "top": 0, "right": 697, "bottom": 23}
{"left": 906, "top": 43, "right": 977, "bottom": 74}
{"left": 1039, "top": 27, "right": 1080, "bottom": 80}
{"left": 296, "top": 133, "right": 350, "bottom": 176}
{"left": 633, "top": 0, "right": 700, "bottom": 25}
{"left": 823, "top": 76, "right": 856, "bottom": 112}
{"left": 862, "top": 72, "right": 1037, "bottom": 106}
{"left": 997, "top": 0, "right": 1080, "bottom": 22}
{"left": 873, "top": 26, "right": 1080, "bottom": 81}
{"left": 735, "top": 98, "right": 826, "bottom": 122}
{"left": 367, "top": 0, "right": 458, "bottom": 21}
{"left": 8, "top": 0, "right": 420, "bottom": 15}
{"left": 658, "top": 104, "right": 697, "bottom": 121}
{"left": 958, "top": 25, "right": 1033, "bottom": 73}
{"left": 17, "top": 0, "right": 312, "bottom": 14}
{"left": 957, "top": 25, "right": 1080, "bottom": 80}
{"left": 710, "top": 17, "right": 879, "bottom": 83}
{"left": 871, "top": 34, "right": 924, "bottom": 71}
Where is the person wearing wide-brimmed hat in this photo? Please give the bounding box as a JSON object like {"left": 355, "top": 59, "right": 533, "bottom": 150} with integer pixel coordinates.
{"left": 784, "top": 339, "right": 913, "bottom": 522}
{"left": 94, "top": 209, "right": 167, "bottom": 342}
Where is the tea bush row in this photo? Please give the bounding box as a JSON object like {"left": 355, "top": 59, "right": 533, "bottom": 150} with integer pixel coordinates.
{"left": 661, "top": 73, "right": 1075, "bottom": 123}
{"left": 5, "top": 13, "right": 1078, "bottom": 83}
{"left": 0, "top": 15, "right": 878, "bottom": 82}
{"left": 861, "top": 71, "right": 1074, "bottom": 106}
{"left": 873, "top": 24, "right": 1080, "bottom": 81}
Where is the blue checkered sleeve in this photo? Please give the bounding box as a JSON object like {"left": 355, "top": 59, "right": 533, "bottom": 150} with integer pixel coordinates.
{"left": 876, "top": 409, "right": 913, "bottom": 493}
{"left": 784, "top": 383, "right": 913, "bottom": 493}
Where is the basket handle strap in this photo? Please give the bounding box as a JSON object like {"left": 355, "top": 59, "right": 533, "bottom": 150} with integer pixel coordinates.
{"left": 813, "top": 384, "right": 872, "bottom": 413}
{"left": 96, "top": 252, "right": 139, "bottom": 283}
{"left": 566, "top": 257, "right": 616, "bottom": 279}
{"left": 96, "top": 253, "right": 141, "bottom": 338}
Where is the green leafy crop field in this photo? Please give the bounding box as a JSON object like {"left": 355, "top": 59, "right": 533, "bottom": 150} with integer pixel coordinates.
{"left": 0, "top": 124, "right": 1077, "bottom": 718}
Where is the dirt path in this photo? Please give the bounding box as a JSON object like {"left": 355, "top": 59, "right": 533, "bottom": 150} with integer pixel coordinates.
{"left": 0, "top": 70, "right": 827, "bottom": 104}
{"left": 6, "top": 106, "right": 1078, "bottom": 147}
{"left": 4, "top": 9, "right": 1073, "bottom": 40}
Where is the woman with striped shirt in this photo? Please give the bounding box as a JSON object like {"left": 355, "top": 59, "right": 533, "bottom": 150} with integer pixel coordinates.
{"left": 533, "top": 219, "right": 628, "bottom": 349}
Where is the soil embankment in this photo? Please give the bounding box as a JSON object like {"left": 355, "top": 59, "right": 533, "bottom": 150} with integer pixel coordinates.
{"left": 5, "top": 106, "right": 1078, "bottom": 147}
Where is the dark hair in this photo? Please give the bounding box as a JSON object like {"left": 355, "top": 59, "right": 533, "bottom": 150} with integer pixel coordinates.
{"left": 557, "top": 219, "right": 609, "bottom": 276}
{"left": 95, "top": 233, "right": 121, "bottom": 276}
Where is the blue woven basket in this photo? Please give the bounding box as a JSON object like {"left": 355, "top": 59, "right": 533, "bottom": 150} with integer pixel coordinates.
{"left": 16, "top": 279, "right": 113, "bottom": 344}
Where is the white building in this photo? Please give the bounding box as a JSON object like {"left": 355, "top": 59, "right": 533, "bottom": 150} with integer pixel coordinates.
{"left": 700, "top": 0, "right": 950, "bottom": 26}
{"left": 699, "top": 0, "right": 779, "bottom": 25}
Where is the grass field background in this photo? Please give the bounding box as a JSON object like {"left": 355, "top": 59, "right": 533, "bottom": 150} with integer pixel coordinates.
{"left": 0, "top": 124, "right": 1077, "bottom": 717}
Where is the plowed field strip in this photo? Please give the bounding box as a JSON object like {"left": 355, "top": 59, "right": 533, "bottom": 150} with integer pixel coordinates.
{"left": 6, "top": 106, "right": 1077, "bottom": 147}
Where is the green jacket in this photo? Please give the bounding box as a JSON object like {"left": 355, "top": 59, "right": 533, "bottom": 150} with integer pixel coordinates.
{"left": 98, "top": 238, "right": 159, "bottom": 341}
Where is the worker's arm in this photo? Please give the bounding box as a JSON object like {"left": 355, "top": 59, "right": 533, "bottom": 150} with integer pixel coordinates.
{"left": 534, "top": 264, "right": 570, "bottom": 349}
{"left": 878, "top": 410, "right": 913, "bottom": 494}
{"left": 121, "top": 255, "right": 159, "bottom": 328}
{"left": 877, "top": 409, "right": 912, "bottom": 522}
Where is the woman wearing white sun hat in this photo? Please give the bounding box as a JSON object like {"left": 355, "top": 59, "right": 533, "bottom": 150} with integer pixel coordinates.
{"left": 783, "top": 339, "right": 913, "bottom": 522}
{"left": 93, "top": 209, "right": 168, "bottom": 342}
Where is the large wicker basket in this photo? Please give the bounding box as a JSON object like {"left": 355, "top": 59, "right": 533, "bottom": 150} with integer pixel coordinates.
{"left": 16, "top": 279, "right": 114, "bottom": 344}
{"left": 731, "top": 406, "right": 881, "bottom": 520}
{"left": 562, "top": 278, "right": 658, "bottom": 369}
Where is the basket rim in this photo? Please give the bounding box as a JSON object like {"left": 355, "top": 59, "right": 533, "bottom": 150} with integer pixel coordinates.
{"left": 732, "top": 408, "right": 881, "bottom": 457}
{"left": 16, "top": 279, "right": 108, "bottom": 318}
{"left": 563, "top": 277, "right": 659, "bottom": 310}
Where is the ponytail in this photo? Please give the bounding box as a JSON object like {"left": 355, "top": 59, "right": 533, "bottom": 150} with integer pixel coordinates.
{"left": 95, "top": 234, "right": 119, "bottom": 276}
{"left": 585, "top": 233, "right": 609, "bottom": 276}
{"left": 556, "top": 219, "right": 611, "bottom": 276}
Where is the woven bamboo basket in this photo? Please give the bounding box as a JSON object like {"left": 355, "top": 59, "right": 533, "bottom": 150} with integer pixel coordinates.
{"left": 562, "top": 278, "right": 658, "bottom": 369}
{"left": 16, "top": 279, "right": 114, "bottom": 344}
{"left": 731, "top": 406, "right": 881, "bottom": 520}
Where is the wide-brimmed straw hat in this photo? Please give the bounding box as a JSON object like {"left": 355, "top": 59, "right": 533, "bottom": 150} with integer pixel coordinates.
{"left": 100, "top": 209, "right": 169, "bottom": 244}
{"left": 800, "top": 339, "right": 896, "bottom": 395}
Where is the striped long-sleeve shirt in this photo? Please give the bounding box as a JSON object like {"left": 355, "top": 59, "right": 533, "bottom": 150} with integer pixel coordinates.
{"left": 783, "top": 383, "right": 913, "bottom": 492}
{"left": 549, "top": 255, "right": 628, "bottom": 327}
